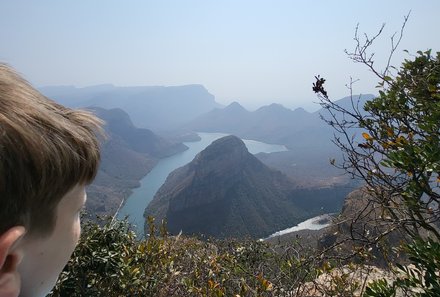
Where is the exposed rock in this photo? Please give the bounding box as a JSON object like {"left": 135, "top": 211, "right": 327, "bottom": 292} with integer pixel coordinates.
{"left": 85, "top": 107, "right": 187, "bottom": 218}
{"left": 145, "top": 135, "right": 348, "bottom": 239}
{"left": 299, "top": 264, "right": 401, "bottom": 297}
{"left": 317, "top": 188, "right": 410, "bottom": 267}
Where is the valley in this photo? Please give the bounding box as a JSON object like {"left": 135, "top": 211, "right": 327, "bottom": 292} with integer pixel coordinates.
{"left": 42, "top": 85, "right": 361, "bottom": 239}
{"left": 117, "top": 132, "right": 289, "bottom": 236}
{"left": 7, "top": 4, "right": 439, "bottom": 294}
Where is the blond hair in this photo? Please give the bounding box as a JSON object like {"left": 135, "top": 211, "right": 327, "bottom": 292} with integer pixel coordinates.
{"left": 0, "top": 64, "right": 102, "bottom": 237}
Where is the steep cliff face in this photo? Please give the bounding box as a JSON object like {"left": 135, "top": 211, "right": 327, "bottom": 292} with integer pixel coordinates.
{"left": 86, "top": 107, "right": 187, "bottom": 217}
{"left": 93, "top": 107, "right": 187, "bottom": 158}
{"left": 146, "top": 135, "right": 312, "bottom": 238}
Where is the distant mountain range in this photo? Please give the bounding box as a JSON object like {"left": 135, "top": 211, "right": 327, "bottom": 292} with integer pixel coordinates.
{"left": 184, "top": 95, "right": 374, "bottom": 187}
{"left": 145, "top": 135, "right": 352, "bottom": 238}
{"left": 185, "top": 95, "right": 374, "bottom": 149}
{"left": 42, "top": 83, "right": 373, "bottom": 231}
{"left": 40, "top": 84, "right": 222, "bottom": 131}
{"left": 86, "top": 107, "right": 187, "bottom": 217}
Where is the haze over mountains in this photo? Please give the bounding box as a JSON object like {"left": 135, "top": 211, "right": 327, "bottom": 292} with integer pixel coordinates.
{"left": 185, "top": 94, "right": 374, "bottom": 148}
{"left": 186, "top": 102, "right": 322, "bottom": 148}
{"left": 185, "top": 95, "right": 373, "bottom": 186}
{"left": 40, "top": 84, "right": 221, "bottom": 131}
{"left": 43, "top": 83, "right": 371, "bottom": 235}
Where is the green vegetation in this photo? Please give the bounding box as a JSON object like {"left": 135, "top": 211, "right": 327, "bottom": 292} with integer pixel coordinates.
{"left": 51, "top": 21, "right": 439, "bottom": 296}
{"left": 317, "top": 49, "right": 440, "bottom": 241}
{"left": 360, "top": 49, "right": 440, "bottom": 297}
{"left": 49, "top": 216, "right": 327, "bottom": 296}
{"left": 314, "top": 18, "right": 440, "bottom": 295}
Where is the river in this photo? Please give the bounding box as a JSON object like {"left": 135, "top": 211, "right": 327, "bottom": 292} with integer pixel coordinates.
{"left": 117, "top": 132, "right": 288, "bottom": 235}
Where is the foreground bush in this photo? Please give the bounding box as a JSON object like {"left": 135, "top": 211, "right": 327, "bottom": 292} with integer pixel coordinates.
{"left": 51, "top": 215, "right": 439, "bottom": 297}
{"left": 48, "top": 216, "right": 317, "bottom": 296}
{"left": 52, "top": 215, "right": 394, "bottom": 296}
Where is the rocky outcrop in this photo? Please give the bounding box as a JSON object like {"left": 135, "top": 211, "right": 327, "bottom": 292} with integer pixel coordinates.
{"left": 86, "top": 107, "right": 187, "bottom": 217}
{"left": 317, "top": 188, "right": 410, "bottom": 267}
{"left": 145, "top": 135, "right": 334, "bottom": 239}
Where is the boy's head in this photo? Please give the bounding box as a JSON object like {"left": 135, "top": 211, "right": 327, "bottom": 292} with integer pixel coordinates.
{"left": 0, "top": 64, "right": 102, "bottom": 297}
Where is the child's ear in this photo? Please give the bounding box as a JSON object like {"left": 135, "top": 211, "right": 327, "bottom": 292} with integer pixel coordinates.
{"left": 0, "top": 226, "right": 25, "bottom": 297}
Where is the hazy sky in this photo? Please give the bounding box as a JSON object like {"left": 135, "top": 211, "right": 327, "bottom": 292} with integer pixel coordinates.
{"left": 1, "top": 1, "right": 439, "bottom": 111}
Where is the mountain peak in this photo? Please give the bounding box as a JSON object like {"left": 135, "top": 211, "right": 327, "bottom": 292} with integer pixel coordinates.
{"left": 145, "top": 134, "right": 307, "bottom": 238}
{"left": 225, "top": 101, "right": 247, "bottom": 111}
{"left": 257, "top": 103, "right": 289, "bottom": 112}
{"left": 201, "top": 135, "right": 247, "bottom": 155}
{"left": 192, "top": 135, "right": 252, "bottom": 172}
{"left": 268, "top": 103, "right": 286, "bottom": 108}
{"left": 293, "top": 107, "right": 307, "bottom": 113}
{"left": 254, "top": 103, "right": 295, "bottom": 119}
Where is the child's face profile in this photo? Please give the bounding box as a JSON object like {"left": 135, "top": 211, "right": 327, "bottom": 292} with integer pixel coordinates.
{"left": 17, "top": 185, "right": 87, "bottom": 297}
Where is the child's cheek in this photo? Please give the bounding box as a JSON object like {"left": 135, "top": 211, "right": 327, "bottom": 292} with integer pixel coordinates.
{"left": 72, "top": 219, "right": 81, "bottom": 246}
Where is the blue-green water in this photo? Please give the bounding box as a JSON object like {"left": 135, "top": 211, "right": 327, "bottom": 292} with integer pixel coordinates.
{"left": 117, "top": 132, "right": 288, "bottom": 235}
